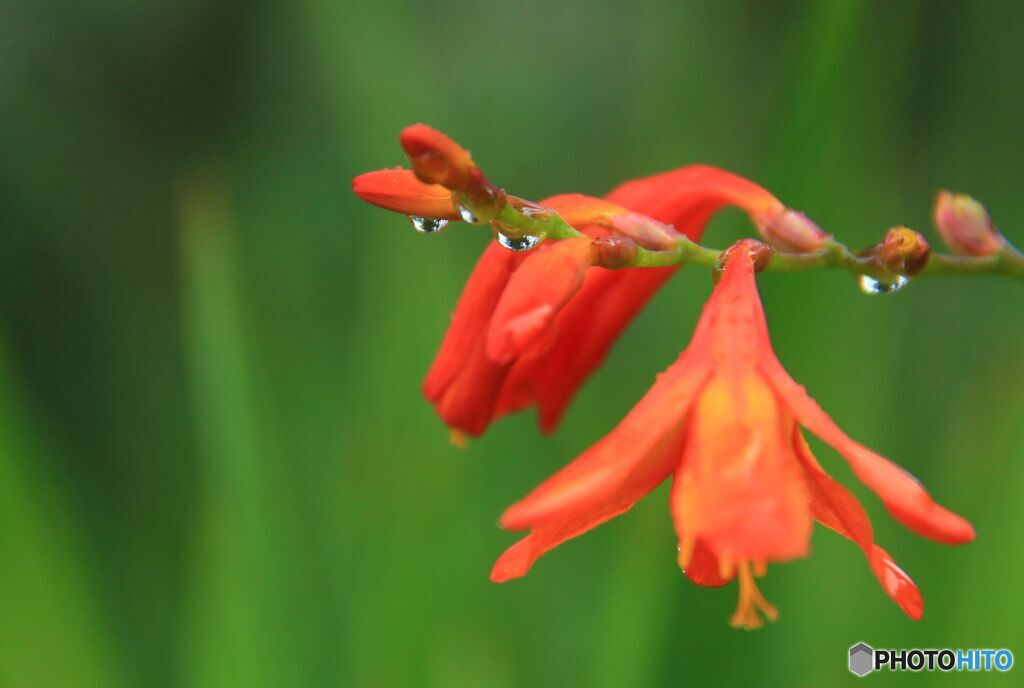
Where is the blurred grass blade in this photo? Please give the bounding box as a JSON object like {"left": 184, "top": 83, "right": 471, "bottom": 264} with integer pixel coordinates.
{"left": 179, "top": 168, "right": 299, "bottom": 687}
{"left": 0, "top": 339, "right": 123, "bottom": 687}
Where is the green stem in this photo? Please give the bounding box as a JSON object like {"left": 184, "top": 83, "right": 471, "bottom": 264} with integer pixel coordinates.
{"left": 459, "top": 190, "right": 1023, "bottom": 283}
{"left": 923, "top": 243, "right": 1024, "bottom": 279}
{"left": 492, "top": 202, "right": 582, "bottom": 240}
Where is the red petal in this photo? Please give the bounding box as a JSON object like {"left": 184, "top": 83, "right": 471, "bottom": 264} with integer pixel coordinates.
{"left": 541, "top": 194, "right": 626, "bottom": 229}
{"left": 500, "top": 347, "right": 708, "bottom": 529}
{"left": 670, "top": 371, "right": 812, "bottom": 564}
{"left": 499, "top": 264, "right": 679, "bottom": 432}
{"left": 604, "top": 165, "right": 784, "bottom": 237}
{"left": 491, "top": 389, "right": 694, "bottom": 582}
{"left": 684, "top": 540, "right": 734, "bottom": 587}
{"left": 764, "top": 359, "right": 976, "bottom": 545}
{"left": 870, "top": 547, "right": 924, "bottom": 620}
{"left": 670, "top": 246, "right": 813, "bottom": 564}
{"left": 486, "top": 238, "right": 594, "bottom": 364}
{"left": 792, "top": 429, "right": 923, "bottom": 619}
{"left": 491, "top": 501, "right": 638, "bottom": 582}
{"left": 423, "top": 243, "right": 524, "bottom": 435}
{"left": 352, "top": 169, "right": 460, "bottom": 219}
{"left": 432, "top": 345, "right": 508, "bottom": 437}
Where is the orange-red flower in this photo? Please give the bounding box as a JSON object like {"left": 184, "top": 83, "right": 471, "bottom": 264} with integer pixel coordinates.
{"left": 352, "top": 125, "right": 830, "bottom": 438}
{"left": 424, "top": 167, "right": 797, "bottom": 437}
{"left": 491, "top": 239, "right": 974, "bottom": 628}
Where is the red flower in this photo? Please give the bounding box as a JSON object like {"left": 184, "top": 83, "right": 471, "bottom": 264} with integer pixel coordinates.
{"left": 424, "top": 167, "right": 795, "bottom": 437}
{"left": 352, "top": 125, "right": 830, "bottom": 438}
{"left": 491, "top": 240, "right": 974, "bottom": 628}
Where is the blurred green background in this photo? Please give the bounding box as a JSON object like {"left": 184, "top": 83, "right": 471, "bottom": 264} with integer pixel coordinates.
{"left": 2, "top": 0, "right": 1022, "bottom": 685}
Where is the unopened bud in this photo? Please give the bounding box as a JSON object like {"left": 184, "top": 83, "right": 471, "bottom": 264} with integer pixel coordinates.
{"left": 718, "top": 238, "right": 774, "bottom": 274}
{"left": 593, "top": 236, "right": 638, "bottom": 268}
{"left": 399, "top": 124, "right": 477, "bottom": 191}
{"left": 879, "top": 227, "right": 931, "bottom": 276}
{"left": 352, "top": 168, "right": 460, "bottom": 219}
{"left": 758, "top": 208, "right": 830, "bottom": 253}
{"left": 605, "top": 213, "right": 679, "bottom": 250}
{"left": 934, "top": 190, "right": 1003, "bottom": 256}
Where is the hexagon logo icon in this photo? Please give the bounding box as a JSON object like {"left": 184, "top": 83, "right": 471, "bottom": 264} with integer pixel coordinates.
{"left": 849, "top": 642, "right": 875, "bottom": 677}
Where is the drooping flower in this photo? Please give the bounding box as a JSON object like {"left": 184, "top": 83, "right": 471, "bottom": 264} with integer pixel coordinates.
{"left": 491, "top": 239, "right": 974, "bottom": 628}
{"left": 353, "top": 125, "right": 830, "bottom": 438}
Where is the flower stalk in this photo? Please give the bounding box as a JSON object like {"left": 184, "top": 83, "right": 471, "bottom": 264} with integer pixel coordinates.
{"left": 471, "top": 189, "right": 1024, "bottom": 282}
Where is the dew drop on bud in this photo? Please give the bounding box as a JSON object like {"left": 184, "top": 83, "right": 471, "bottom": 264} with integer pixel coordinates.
{"left": 858, "top": 274, "right": 908, "bottom": 295}
{"left": 497, "top": 232, "right": 543, "bottom": 252}
{"left": 458, "top": 205, "right": 480, "bottom": 224}
{"left": 408, "top": 216, "right": 448, "bottom": 234}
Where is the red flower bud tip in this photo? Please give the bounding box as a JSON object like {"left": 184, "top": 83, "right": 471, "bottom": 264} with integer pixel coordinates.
{"left": 757, "top": 208, "right": 830, "bottom": 253}
{"left": 593, "top": 236, "right": 638, "bottom": 268}
{"left": 399, "top": 124, "right": 477, "bottom": 192}
{"left": 934, "top": 190, "right": 1003, "bottom": 256}
{"left": 352, "top": 168, "right": 460, "bottom": 220}
{"left": 879, "top": 227, "right": 931, "bottom": 276}
{"left": 604, "top": 213, "right": 680, "bottom": 250}
{"left": 718, "top": 238, "right": 774, "bottom": 273}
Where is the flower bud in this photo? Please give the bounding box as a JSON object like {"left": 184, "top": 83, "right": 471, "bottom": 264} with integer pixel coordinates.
{"left": 399, "top": 124, "right": 477, "bottom": 191}
{"left": 352, "top": 168, "right": 460, "bottom": 219}
{"left": 593, "top": 236, "right": 638, "bottom": 268}
{"left": 878, "top": 227, "right": 931, "bottom": 276}
{"left": 757, "top": 208, "right": 830, "bottom": 253}
{"left": 718, "top": 238, "right": 774, "bottom": 274}
{"left": 934, "top": 190, "right": 1003, "bottom": 256}
{"left": 605, "top": 213, "right": 679, "bottom": 250}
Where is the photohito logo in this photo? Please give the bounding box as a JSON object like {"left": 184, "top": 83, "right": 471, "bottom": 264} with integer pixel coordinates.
{"left": 848, "top": 642, "right": 1014, "bottom": 676}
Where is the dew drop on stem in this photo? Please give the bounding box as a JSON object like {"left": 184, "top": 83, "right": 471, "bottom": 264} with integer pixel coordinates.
{"left": 496, "top": 231, "right": 543, "bottom": 252}
{"left": 859, "top": 274, "right": 908, "bottom": 295}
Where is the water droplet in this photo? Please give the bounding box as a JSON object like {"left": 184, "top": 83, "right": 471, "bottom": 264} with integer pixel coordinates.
{"left": 408, "top": 216, "right": 447, "bottom": 234}
{"left": 858, "top": 274, "right": 908, "bottom": 295}
{"left": 458, "top": 205, "right": 480, "bottom": 224}
{"left": 497, "top": 232, "right": 543, "bottom": 252}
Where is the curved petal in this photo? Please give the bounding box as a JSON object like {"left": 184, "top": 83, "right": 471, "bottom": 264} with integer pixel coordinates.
{"left": 500, "top": 348, "right": 709, "bottom": 529}
{"left": 497, "top": 264, "right": 678, "bottom": 431}
{"left": 352, "top": 169, "right": 460, "bottom": 219}
{"left": 432, "top": 339, "right": 510, "bottom": 437}
{"left": 492, "top": 414, "right": 689, "bottom": 582}
{"left": 763, "top": 359, "right": 976, "bottom": 546}
{"left": 486, "top": 237, "right": 595, "bottom": 365}
{"left": 605, "top": 165, "right": 784, "bottom": 235}
{"left": 541, "top": 194, "right": 627, "bottom": 229}
{"left": 423, "top": 243, "right": 524, "bottom": 435}
{"left": 792, "top": 429, "right": 923, "bottom": 619}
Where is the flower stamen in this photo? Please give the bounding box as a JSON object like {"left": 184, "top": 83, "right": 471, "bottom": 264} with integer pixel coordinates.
{"left": 729, "top": 561, "right": 779, "bottom": 630}
{"left": 449, "top": 429, "right": 468, "bottom": 448}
